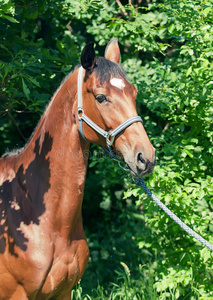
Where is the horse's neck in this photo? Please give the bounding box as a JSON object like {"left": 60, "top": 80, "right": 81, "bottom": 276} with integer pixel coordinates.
{"left": 19, "top": 71, "right": 89, "bottom": 235}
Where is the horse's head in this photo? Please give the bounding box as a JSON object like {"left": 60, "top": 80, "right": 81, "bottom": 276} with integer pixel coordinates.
{"left": 77, "top": 39, "right": 155, "bottom": 177}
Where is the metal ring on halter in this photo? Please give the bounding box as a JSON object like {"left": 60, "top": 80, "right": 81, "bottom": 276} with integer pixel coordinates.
{"left": 78, "top": 108, "right": 84, "bottom": 121}
{"left": 106, "top": 132, "right": 115, "bottom": 147}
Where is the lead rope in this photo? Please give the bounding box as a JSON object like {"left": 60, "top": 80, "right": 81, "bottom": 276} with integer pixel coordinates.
{"left": 101, "top": 147, "right": 213, "bottom": 252}
{"left": 134, "top": 177, "right": 213, "bottom": 252}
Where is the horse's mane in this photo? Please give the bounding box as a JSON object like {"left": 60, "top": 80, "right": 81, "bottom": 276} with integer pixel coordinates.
{"left": 2, "top": 147, "right": 24, "bottom": 158}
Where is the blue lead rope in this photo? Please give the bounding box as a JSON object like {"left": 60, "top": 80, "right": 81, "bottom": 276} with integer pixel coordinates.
{"left": 101, "top": 146, "right": 213, "bottom": 252}
{"left": 133, "top": 177, "right": 213, "bottom": 252}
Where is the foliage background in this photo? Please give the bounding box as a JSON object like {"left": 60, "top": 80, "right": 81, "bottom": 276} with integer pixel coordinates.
{"left": 1, "top": 0, "right": 213, "bottom": 299}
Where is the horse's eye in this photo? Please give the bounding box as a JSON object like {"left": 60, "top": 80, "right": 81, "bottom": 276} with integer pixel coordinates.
{"left": 95, "top": 94, "right": 107, "bottom": 103}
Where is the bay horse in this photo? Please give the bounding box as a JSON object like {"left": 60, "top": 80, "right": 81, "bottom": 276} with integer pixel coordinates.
{"left": 0, "top": 39, "right": 155, "bottom": 299}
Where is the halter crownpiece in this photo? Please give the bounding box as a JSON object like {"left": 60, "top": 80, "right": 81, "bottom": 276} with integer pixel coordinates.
{"left": 77, "top": 66, "right": 143, "bottom": 151}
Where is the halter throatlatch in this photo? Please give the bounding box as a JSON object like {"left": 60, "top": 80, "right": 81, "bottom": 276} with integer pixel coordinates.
{"left": 77, "top": 66, "right": 143, "bottom": 155}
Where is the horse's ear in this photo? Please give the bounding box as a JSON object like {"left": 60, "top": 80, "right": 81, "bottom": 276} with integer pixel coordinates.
{"left": 105, "top": 38, "right": 120, "bottom": 63}
{"left": 81, "top": 43, "right": 96, "bottom": 72}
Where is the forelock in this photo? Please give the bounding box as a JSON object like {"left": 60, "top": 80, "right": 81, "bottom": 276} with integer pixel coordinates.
{"left": 94, "top": 57, "right": 126, "bottom": 84}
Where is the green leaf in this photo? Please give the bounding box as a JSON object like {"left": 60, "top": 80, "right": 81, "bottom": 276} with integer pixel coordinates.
{"left": 89, "top": 161, "right": 98, "bottom": 168}
{"left": 200, "top": 248, "right": 211, "bottom": 263}
{"left": 2, "top": 14, "right": 19, "bottom": 23}
{"left": 186, "top": 66, "right": 192, "bottom": 77}
{"left": 170, "top": 72, "right": 177, "bottom": 82}
{"left": 27, "top": 77, "right": 40, "bottom": 87}
{"left": 203, "top": 7, "right": 211, "bottom": 16}
{"left": 22, "top": 78, "right": 30, "bottom": 99}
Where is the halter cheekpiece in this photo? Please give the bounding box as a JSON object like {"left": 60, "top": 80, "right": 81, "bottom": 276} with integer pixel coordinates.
{"left": 77, "top": 66, "right": 143, "bottom": 154}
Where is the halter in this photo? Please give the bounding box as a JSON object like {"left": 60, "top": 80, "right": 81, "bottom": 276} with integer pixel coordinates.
{"left": 77, "top": 66, "right": 142, "bottom": 154}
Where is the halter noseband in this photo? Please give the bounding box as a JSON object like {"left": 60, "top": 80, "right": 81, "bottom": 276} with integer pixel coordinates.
{"left": 77, "top": 66, "right": 142, "bottom": 154}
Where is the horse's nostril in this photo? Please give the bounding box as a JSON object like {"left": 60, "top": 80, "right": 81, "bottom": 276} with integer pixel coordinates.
{"left": 135, "top": 152, "right": 155, "bottom": 176}
{"left": 137, "top": 153, "right": 145, "bottom": 165}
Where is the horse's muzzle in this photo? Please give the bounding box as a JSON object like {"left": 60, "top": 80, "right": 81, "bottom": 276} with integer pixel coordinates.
{"left": 129, "top": 148, "right": 156, "bottom": 177}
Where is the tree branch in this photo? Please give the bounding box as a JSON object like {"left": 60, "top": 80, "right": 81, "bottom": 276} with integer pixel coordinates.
{"left": 116, "top": 0, "right": 128, "bottom": 16}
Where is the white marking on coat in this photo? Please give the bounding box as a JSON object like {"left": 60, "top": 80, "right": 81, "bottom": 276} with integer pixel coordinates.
{"left": 110, "top": 78, "right": 125, "bottom": 89}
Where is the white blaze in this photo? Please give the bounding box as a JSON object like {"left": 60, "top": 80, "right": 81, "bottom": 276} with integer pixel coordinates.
{"left": 110, "top": 78, "right": 125, "bottom": 89}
